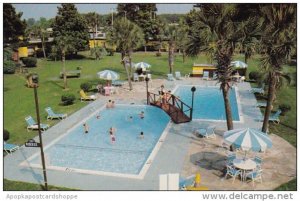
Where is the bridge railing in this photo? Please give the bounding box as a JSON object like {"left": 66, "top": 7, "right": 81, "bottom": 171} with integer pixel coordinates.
{"left": 147, "top": 92, "right": 192, "bottom": 122}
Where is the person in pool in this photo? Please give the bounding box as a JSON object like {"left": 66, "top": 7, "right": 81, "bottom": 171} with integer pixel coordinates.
{"left": 106, "top": 100, "right": 112, "bottom": 108}
{"left": 139, "top": 111, "right": 145, "bottom": 119}
{"left": 139, "top": 131, "right": 144, "bottom": 139}
{"left": 83, "top": 123, "right": 89, "bottom": 134}
{"left": 109, "top": 127, "right": 116, "bottom": 144}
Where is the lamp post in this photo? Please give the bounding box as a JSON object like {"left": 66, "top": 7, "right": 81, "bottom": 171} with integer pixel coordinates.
{"left": 145, "top": 77, "right": 149, "bottom": 105}
{"left": 191, "top": 86, "right": 196, "bottom": 120}
{"left": 32, "top": 74, "right": 48, "bottom": 190}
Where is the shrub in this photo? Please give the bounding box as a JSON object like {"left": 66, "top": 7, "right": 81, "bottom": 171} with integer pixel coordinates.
{"left": 80, "top": 82, "right": 92, "bottom": 92}
{"left": 3, "top": 60, "right": 16, "bottom": 74}
{"left": 248, "top": 71, "right": 260, "bottom": 81}
{"left": 21, "top": 57, "right": 37, "bottom": 67}
{"left": 106, "top": 48, "right": 115, "bottom": 56}
{"left": 61, "top": 94, "right": 76, "bottom": 106}
{"left": 4, "top": 129, "right": 10, "bottom": 141}
{"left": 279, "top": 104, "right": 291, "bottom": 116}
{"left": 156, "top": 52, "right": 162, "bottom": 57}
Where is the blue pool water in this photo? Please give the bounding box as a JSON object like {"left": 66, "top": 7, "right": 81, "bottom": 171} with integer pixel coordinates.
{"left": 30, "top": 105, "right": 170, "bottom": 175}
{"left": 173, "top": 86, "right": 240, "bottom": 121}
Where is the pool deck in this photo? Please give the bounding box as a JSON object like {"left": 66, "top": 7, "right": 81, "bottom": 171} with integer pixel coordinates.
{"left": 4, "top": 78, "right": 296, "bottom": 190}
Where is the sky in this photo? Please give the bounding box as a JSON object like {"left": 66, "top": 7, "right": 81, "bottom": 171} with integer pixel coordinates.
{"left": 12, "top": 3, "right": 195, "bottom": 20}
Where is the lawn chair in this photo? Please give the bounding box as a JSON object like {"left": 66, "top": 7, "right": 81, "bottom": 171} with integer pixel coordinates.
{"left": 25, "top": 116, "right": 50, "bottom": 132}
{"left": 258, "top": 109, "right": 281, "bottom": 124}
{"left": 167, "top": 74, "right": 175, "bottom": 81}
{"left": 80, "top": 90, "right": 96, "bottom": 102}
{"left": 175, "top": 71, "right": 182, "bottom": 80}
{"left": 202, "top": 71, "right": 210, "bottom": 80}
{"left": 225, "top": 165, "right": 242, "bottom": 183}
{"left": 245, "top": 169, "right": 263, "bottom": 186}
{"left": 195, "top": 126, "right": 216, "bottom": 139}
{"left": 45, "top": 107, "right": 67, "bottom": 120}
{"left": 133, "top": 73, "right": 139, "bottom": 82}
{"left": 4, "top": 142, "right": 20, "bottom": 154}
{"left": 250, "top": 84, "right": 265, "bottom": 95}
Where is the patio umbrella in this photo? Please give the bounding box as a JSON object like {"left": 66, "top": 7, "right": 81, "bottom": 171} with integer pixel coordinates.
{"left": 134, "top": 62, "right": 151, "bottom": 69}
{"left": 231, "top": 60, "right": 248, "bottom": 68}
{"left": 97, "top": 70, "right": 120, "bottom": 80}
{"left": 224, "top": 128, "right": 272, "bottom": 153}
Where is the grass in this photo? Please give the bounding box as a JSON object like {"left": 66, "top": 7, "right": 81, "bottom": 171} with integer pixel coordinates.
{"left": 4, "top": 179, "right": 76, "bottom": 191}
{"left": 4, "top": 51, "right": 296, "bottom": 190}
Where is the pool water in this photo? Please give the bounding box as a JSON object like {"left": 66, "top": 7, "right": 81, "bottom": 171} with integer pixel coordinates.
{"left": 29, "top": 105, "right": 170, "bottom": 175}
{"left": 173, "top": 86, "right": 240, "bottom": 121}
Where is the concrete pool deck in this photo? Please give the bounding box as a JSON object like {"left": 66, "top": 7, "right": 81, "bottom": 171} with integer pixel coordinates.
{"left": 4, "top": 78, "right": 296, "bottom": 190}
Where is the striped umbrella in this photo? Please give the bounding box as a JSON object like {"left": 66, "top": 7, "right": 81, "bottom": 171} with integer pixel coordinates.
{"left": 97, "top": 70, "right": 120, "bottom": 80}
{"left": 231, "top": 60, "right": 248, "bottom": 68}
{"left": 224, "top": 128, "right": 272, "bottom": 152}
{"left": 134, "top": 62, "right": 151, "bottom": 69}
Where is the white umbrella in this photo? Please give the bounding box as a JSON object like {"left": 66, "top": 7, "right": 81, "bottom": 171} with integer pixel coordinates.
{"left": 224, "top": 128, "right": 272, "bottom": 153}
{"left": 231, "top": 61, "right": 248, "bottom": 68}
{"left": 97, "top": 70, "right": 120, "bottom": 80}
{"left": 134, "top": 62, "right": 151, "bottom": 69}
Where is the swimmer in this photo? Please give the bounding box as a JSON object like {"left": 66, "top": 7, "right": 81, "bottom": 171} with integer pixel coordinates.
{"left": 83, "top": 123, "right": 89, "bottom": 134}
{"left": 106, "top": 100, "right": 112, "bottom": 108}
{"left": 109, "top": 127, "right": 116, "bottom": 144}
{"left": 139, "top": 111, "right": 145, "bottom": 119}
{"left": 139, "top": 131, "right": 144, "bottom": 139}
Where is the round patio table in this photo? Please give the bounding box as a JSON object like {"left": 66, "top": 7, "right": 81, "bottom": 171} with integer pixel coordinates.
{"left": 233, "top": 158, "right": 257, "bottom": 182}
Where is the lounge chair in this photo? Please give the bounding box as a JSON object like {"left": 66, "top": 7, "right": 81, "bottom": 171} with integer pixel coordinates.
{"left": 258, "top": 109, "right": 281, "bottom": 124}
{"left": 245, "top": 169, "right": 263, "bottom": 186}
{"left": 255, "top": 101, "right": 267, "bottom": 107}
{"left": 4, "top": 142, "right": 20, "bottom": 154}
{"left": 45, "top": 107, "right": 67, "bottom": 120}
{"left": 196, "top": 126, "right": 216, "bottom": 139}
{"left": 80, "top": 90, "right": 96, "bottom": 102}
{"left": 25, "top": 116, "right": 50, "bottom": 132}
{"left": 250, "top": 84, "right": 265, "bottom": 94}
{"left": 167, "top": 74, "right": 175, "bottom": 81}
{"left": 175, "top": 71, "right": 182, "bottom": 80}
{"left": 225, "top": 165, "right": 242, "bottom": 183}
{"left": 133, "top": 73, "right": 139, "bottom": 82}
{"left": 212, "top": 72, "right": 218, "bottom": 80}
{"left": 202, "top": 71, "right": 210, "bottom": 80}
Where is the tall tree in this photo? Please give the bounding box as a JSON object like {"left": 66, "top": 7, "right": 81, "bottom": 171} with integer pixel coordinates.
{"left": 117, "top": 3, "right": 158, "bottom": 47}
{"left": 3, "top": 4, "right": 27, "bottom": 43}
{"left": 165, "top": 24, "right": 179, "bottom": 74}
{"left": 260, "top": 4, "right": 296, "bottom": 132}
{"left": 186, "top": 4, "right": 243, "bottom": 130}
{"left": 52, "top": 4, "right": 89, "bottom": 57}
{"left": 83, "top": 12, "right": 102, "bottom": 48}
{"left": 106, "top": 18, "right": 144, "bottom": 90}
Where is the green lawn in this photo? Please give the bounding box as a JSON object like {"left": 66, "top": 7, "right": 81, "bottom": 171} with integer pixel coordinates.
{"left": 4, "top": 51, "right": 296, "bottom": 190}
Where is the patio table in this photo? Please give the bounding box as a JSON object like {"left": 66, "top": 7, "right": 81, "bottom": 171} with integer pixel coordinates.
{"left": 233, "top": 158, "right": 257, "bottom": 181}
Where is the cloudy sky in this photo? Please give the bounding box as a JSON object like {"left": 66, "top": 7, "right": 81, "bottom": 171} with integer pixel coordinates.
{"left": 13, "top": 3, "right": 195, "bottom": 20}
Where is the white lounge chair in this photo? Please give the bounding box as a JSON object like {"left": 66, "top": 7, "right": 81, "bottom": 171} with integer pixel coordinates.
{"left": 175, "top": 71, "right": 182, "bottom": 80}
{"left": 195, "top": 126, "right": 216, "bottom": 139}
{"left": 45, "top": 107, "right": 67, "bottom": 120}
{"left": 167, "top": 74, "right": 175, "bottom": 81}
{"left": 202, "top": 71, "right": 210, "bottom": 80}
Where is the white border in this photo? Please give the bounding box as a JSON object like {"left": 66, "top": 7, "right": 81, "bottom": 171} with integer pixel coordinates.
{"left": 20, "top": 104, "right": 171, "bottom": 180}
{"left": 172, "top": 84, "right": 244, "bottom": 123}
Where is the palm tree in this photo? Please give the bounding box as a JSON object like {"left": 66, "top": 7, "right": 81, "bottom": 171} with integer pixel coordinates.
{"left": 106, "top": 18, "right": 144, "bottom": 90}
{"left": 84, "top": 12, "right": 101, "bottom": 48}
{"left": 186, "top": 4, "right": 242, "bottom": 130}
{"left": 27, "top": 22, "right": 49, "bottom": 59}
{"left": 259, "top": 4, "right": 296, "bottom": 132}
{"left": 165, "top": 24, "right": 179, "bottom": 74}
{"left": 55, "top": 36, "right": 74, "bottom": 89}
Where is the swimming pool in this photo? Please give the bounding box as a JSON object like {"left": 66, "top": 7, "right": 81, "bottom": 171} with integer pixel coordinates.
{"left": 173, "top": 85, "right": 240, "bottom": 121}
{"left": 26, "top": 105, "right": 170, "bottom": 178}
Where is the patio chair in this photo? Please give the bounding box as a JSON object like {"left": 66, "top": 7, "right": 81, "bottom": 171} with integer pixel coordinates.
{"left": 225, "top": 165, "right": 242, "bottom": 183}
{"left": 253, "top": 156, "right": 263, "bottom": 168}
{"left": 4, "top": 142, "right": 20, "bottom": 154}
{"left": 175, "top": 71, "right": 182, "bottom": 80}
{"left": 202, "top": 71, "right": 210, "bottom": 80}
{"left": 258, "top": 109, "right": 281, "bottom": 124}
{"left": 226, "top": 153, "right": 237, "bottom": 166}
{"left": 133, "top": 73, "right": 139, "bottom": 82}
{"left": 45, "top": 107, "right": 67, "bottom": 120}
{"left": 245, "top": 169, "right": 263, "bottom": 186}
{"left": 250, "top": 84, "right": 265, "bottom": 95}
{"left": 25, "top": 116, "right": 50, "bottom": 132}
{"left": 80, "top": 90, "right": 96, "bottom": 102}
{"left": 195, "top": 126, "right": 216, "bottom": 139}
{"left": 167, "top": 74, "right": 175, "bottom": 81}
{"left": 255, "top": 101, "right": 267, "bottom": 108}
